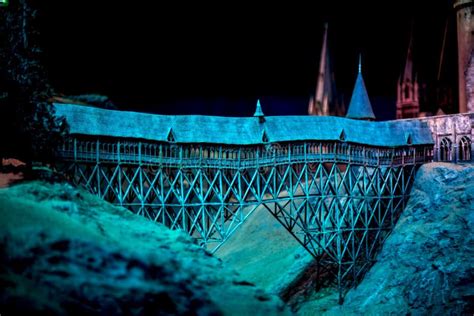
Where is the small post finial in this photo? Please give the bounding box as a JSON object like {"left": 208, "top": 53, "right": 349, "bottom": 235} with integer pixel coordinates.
{"left": 358, "top": 54, "right": 362, "bottom": 74}
{"left": 254, "top": 99, "right": 265, "bottom": 122}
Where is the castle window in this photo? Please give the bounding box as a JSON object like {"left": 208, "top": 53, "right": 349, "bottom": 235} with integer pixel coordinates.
{"left": 440, "top": 137, "right": 453, "bottom": 162}
{"left": 459, "top": 136, "right": 471, "bottom": 161}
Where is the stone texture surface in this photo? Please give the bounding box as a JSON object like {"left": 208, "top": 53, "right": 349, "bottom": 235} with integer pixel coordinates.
{"left": 297, "top": 163, "right": 474, "bottom": 315}
{"left": 0, "top": 181, "right": 289, "bottom": 315}
{"left": 404, "top": 113, "right": 474, "bottom": 162}
{"left": 215, "top": 203, "right": 314, "bottom": 297}
{"left": 2, "top": 163, "right": 472, "bottom": 315}
{"left": 421, "top": 113, "right": 472, "bottom": 136}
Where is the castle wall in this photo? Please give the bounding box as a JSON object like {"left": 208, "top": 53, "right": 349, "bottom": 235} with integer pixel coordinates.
{"left": 413, "top": 113, "right": 474, "bottom": 162}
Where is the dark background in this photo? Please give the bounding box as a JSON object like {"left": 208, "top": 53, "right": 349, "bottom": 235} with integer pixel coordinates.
{"left": 38, "top": 1, "right": 456, "bottom": 119}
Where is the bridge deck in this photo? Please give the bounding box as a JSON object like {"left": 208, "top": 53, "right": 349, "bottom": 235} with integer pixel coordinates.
{"left": 58, "top": 139, "right": 432, "bottom": 168}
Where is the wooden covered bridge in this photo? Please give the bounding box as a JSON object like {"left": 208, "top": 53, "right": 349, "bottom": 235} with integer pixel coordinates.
{"left": 54, "top": 98, "right": 433, "bottom": 298}
{"left": 52, "top": 62, "right": 437, "bottom": 301}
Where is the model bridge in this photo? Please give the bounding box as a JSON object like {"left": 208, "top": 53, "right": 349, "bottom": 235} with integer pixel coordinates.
{"left": 54, "top": 103, "right": 434, "bottom": 300}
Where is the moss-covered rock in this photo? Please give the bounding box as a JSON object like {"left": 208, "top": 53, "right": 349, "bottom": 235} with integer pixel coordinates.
{"left": 0, "top": 181, "right": 289, "bottom": 315}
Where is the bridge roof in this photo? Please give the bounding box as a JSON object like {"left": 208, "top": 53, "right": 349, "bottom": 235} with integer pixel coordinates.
{"left": 54, "top": 103, "right": 433, "bottom": 147}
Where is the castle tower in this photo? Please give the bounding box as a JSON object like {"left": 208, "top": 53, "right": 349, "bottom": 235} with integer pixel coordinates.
{"left": 309, "top": 23, "right": 330, "bottom": 116}
{"left": 346, "top": 57, "right": 376, "bottom": 120}
{"left": 396, "top": 35, "right": 420, "bottom": 119}
{"left": 454, "top": 0, "right": 474, "bottom": 113}
{"left": 308, "top": 24, "right": 345, "bottom": 116}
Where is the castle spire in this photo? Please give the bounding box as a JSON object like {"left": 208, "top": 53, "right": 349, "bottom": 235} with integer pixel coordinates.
{"left": 403, "top": 31, "right": 414, "bottom": 82}
{"left": 254, "top": 99, "right": 265, "bottom": 123}
{"left": 309, "top": 23, "right": 331, "bottom": 116}
{"left": 396, "top": 30, "right": 420, "bottom": 119}
{"left": 346, "top": 56, "right": 376, "bottom": 120}
{"left": 315, "top": 23, "right": 329, "bottom": 103}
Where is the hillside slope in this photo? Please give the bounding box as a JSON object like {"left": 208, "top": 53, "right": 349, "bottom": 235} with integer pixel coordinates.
{"left": 215, "top": 203, "right": 314, "bottom": 296}
{"left": 0, "top": 181, "right": 289, "bottom": 315}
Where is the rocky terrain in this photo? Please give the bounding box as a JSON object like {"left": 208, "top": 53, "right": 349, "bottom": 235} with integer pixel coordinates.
{"left": 0, "top": 180, "right": 289, "bottom": 315}
{"left": 297, "top": 163, "right": 474, "bottom": 315}
{"left": 1, "top": 162, "right": 472, "bottom": 315}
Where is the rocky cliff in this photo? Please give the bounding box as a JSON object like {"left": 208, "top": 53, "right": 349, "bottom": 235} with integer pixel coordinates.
{"left": 1, "top": 162, "right": 472, "bottom": 315}
{"left": 0, "top": 181, "right": 289, "bottom": 315}
{"left": 297, "top": 163, "right": 474, "bottom": 315}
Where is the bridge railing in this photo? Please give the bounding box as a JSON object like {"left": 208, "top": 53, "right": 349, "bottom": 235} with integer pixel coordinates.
{"left": 58, "top": 138, "right": 433, "bottom": 168}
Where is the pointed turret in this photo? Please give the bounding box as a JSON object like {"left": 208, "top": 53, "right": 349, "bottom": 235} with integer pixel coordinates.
{"left": 254, "top": 99, "right": 265, "bottom": 123}
{"left": 346, "top": 56, "right": 376, "bottom": 120}
{"left": 308, "top": 97, "right": 316, "bottom": 115}
{"left": 315, "top": 23, "right": 329, "bottom": 112}
{"left": 403, "top": 34, "right": 413, "bottom": 82}
{"left": 396, "top": 31, "right": 420, "bottom": 119}
{"left": 308, "top": 23, "right": 334, "bottom": 116}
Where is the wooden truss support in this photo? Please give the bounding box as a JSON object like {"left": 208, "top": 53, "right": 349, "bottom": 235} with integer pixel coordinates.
{"left": 57, "top": 138, "right": 426, "bottom": 301}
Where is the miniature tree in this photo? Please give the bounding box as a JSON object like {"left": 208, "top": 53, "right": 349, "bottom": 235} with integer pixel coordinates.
{"left": 0, "top": 0, "right": 67, "bottom": 165}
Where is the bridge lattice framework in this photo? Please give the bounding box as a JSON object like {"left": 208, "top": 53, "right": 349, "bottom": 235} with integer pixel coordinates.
{"left": 58, "top": 137, "right": 432, "bottom": 300}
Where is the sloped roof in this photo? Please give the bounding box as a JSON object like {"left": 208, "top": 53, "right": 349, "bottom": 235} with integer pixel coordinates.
{"left": 54, "top": 103, "right": 433, "bottom": 147}
{"left": 346, "top": 72, "right": 376, "bottom": 120}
